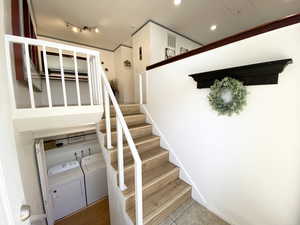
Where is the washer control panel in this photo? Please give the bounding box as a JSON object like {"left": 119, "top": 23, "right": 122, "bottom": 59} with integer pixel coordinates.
{"left": 48, "top": 161, "right": 79, "bottom": 176}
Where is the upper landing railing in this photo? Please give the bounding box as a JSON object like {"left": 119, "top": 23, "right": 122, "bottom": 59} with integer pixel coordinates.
{"left": 4, "top": 35, "right": 103, "bottom": 111}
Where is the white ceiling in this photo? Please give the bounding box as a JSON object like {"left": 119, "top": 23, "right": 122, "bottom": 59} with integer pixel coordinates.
{"left": 31, "top": 0, "right": 300, "bottom": 51}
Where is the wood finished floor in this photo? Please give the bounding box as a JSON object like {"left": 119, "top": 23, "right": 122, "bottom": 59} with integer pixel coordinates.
{"left": 54, "top": 197, "right": 110, "bottom": 225}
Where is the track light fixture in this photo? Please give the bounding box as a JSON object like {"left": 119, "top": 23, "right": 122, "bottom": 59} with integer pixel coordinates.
{"left": 66, "top": 22, "right": 100, "bottom": 33}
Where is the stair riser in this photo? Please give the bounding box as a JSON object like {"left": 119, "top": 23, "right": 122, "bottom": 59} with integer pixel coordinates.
{"left": 100, "top": 114, "right": 146, "bottom": 131}
{"left": 105, "top": 126, "right": 152, "bottom": 146}
{"left": 109, "top": 105, "right": 140, "bottom": 117}
{"left": 124, "top": 152, "right": 169, "bottom": 178}
{"left": 125, "top": 168, "right": 179, "bottom": 210}
{"left": 110, "top": 138, "right": 161, "bottom": 164}
{"left": 145, "top": 189, "right": 192, "bottom": 225}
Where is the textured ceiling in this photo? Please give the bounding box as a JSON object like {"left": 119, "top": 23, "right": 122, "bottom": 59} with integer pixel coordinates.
{"left": 31, "top": 0, "right": 300, "bottom": 51}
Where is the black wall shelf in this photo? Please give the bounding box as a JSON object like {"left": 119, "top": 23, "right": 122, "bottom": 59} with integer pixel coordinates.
{"left": 189, "top": 59, "right": 293, "bottom": 89}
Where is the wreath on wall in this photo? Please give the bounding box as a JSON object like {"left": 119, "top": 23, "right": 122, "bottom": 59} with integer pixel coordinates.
{"left": 208, "top": 77, "right": 248, "bottom": 116}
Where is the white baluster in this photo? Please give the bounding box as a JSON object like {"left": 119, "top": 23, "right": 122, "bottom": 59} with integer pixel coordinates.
{"left": 24, "top": 43, "right": 35, "bottom": 108}
{"left": 73, "top": 51, "right": 81, "bottom": 106}
{"left": 91, "top": 57, "right": 99, "bottom": 104}
{"left": 42, "top": 46, "right": 52, "bottom": 107}
{"left": 117, "top": 116, "right": 126, "bottom": 190}
{"left": 4, "top": 39, "right": 17, "bottom": 111}
{"left": 86, "top": 55, "right": 93, "bottom": 106}
{"left": 135, "top": 160, "right": 143, "bottom": 225}
{"left": 104, "top": 87, "right": 112, "bottom": 149}
{"left": 59, "top": 49, "right": 67, "bottom": 107}
{"left": 93, "top": 56, "right": 100, "bottom": 105}
{"left": 96, "top": 54, "right": 103, "bottom": 105}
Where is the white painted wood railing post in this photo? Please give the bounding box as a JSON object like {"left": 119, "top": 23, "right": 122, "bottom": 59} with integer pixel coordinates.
{"left": 86, "top": 55, "right": 94, "bottom": 106}
{"left": 139, "top": 73, "right": 143, "bottom": 105}
{"left": 4, "top": 39, "right": 17, "bottom": 111}
{"left": 104, "top": 86, "right": 112, "bottom": 149}
{"left": 59, "top": 49, "right": 67, "bottom": 107}
{"left": 42, "top": 46, "right": 52, "bottom": 107}
{"left": 90, "top": 57, "right": 96, "bottom": 104}
{"left": 24, "top": 43, "right": 35, "bottom": 108}
{"left": 73, "top": 51, "right": 81, "bottom": 106}
{"left": 135, "top": 160, "right": 143, "bottom": 225}
{"left": 117, "top": 116, "right": 126, "bottom": 191}
{"left": 96, "top": 54, "right": 103, "bottom": 105}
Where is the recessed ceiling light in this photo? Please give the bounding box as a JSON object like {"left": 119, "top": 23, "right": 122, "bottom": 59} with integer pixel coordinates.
{"left": 174, "top": 0, "right": 182, "bottom": 6}
{"left": 210, "top": 25, "right": 217, "bottom": 31}
{"left": 94, "top": 28, "right": 100, "bottom": 33}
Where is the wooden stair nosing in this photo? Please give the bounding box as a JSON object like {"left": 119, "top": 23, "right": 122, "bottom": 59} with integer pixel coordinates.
{"left": 112, "top": 147, "right": 169, "bottom": 171}
{"left": 109, "top": 135, "right": 161, "bottom": 162}
{"left": 123, "top": 162, "right": 179, "bottom": 198}
{"left": 100, "top": 113, "right": 146, "bottom": 124}
{"left": 109, "top": 104, "right": 140, "bottom": 116}
{"left": 102, "top": 123, "right": 152, "bottom": 134}
{"left": 128, "top": 179, "right": 192, "bottom": 224}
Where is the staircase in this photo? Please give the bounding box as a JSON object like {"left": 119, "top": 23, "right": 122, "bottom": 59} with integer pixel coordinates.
{"left": 100, "top": 104, "right": 192, "bottom": 225}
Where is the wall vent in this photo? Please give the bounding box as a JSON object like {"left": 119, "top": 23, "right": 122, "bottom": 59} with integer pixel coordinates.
{"left": 167, "top": 34, "right": 176, "bottom": 49}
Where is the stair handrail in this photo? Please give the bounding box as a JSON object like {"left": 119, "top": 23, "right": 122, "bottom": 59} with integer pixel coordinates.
{"left": 98, "top": 58, "right": 143, "bottom": 225}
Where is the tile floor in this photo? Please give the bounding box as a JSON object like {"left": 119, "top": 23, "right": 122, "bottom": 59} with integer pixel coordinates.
{"left": 159, "top": 200, "right": 230, "bottom": 225}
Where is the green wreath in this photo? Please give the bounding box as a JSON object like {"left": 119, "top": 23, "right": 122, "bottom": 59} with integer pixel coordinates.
{"left": 208, "top": 77, "right": 248, "bottom": 116}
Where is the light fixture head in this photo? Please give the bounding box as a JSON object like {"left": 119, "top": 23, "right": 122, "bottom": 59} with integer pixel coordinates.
{"left": 72, "top": 26, "right": 80, "bottom": 33}
{"left": 66, "top": 22, "right": 99, "bottom": 34}
{"left": 210, "top": 24, "right": 217, "bottom": 31}
{"left": 174, "top": 0, "right": 182, "bottom": 6}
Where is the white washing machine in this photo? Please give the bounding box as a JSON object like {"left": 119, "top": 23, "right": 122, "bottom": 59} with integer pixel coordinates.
{"left": 48, "top": 161, "right": 87, "bottom": 220}
{"left": 81, "top": 153, "right": 108, "bottom": 205}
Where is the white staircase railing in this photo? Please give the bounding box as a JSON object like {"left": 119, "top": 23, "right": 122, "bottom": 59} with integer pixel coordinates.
{"left": 102, "top": 71, "right": 144, "bottom": 225}
{"left": 4, "top": 35, "right": 102, "bottom": 111}
{"left": 4, "top": 35, "right": 144, "bottom": 225}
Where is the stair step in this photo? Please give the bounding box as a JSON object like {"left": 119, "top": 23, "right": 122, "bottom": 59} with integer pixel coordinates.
{"left": 100, "top": 113, "right": 146, "bottom": 131}
{"left": 110, "top": 135, "right": 161, "bottom": 163}
{"left": 128, "top": 179, "right": 192, "bottom": 225}
{"left": 112, "top": 147, "right": 169, "bottom": 175}
{"left": 104, "top": 123, "right": 153, "bottom": 146}
{"left": 124, "top": 162, "right": 180, "bottom": 210}
{"left": 109, "top": 104, "right": 140, "bottom": 117}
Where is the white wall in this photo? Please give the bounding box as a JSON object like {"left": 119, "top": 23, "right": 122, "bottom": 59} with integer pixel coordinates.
{"left": 14, "top": 132, "right": 46, "bottom": 225}
{"left": 0, "top": 0, "right": 36, "bottom": 225}
{"left": 0, "top": 199, "right": 9, "bottom": 225}
{"left": 132, "top": 23, "right": 151, "bottom": 74}
{"left": 146, "top": 23, "right": 300, "bottom": 225}
{"left": 132, "top": 21, "right": 201, "bottom": 103}
{"left": 149, "top": 22, "right": 201, "bottom": 64}
{"left": 114, "top": 46, "right": 135, "bottom": 104}
{"left": 132, "top": 23, "right": 151, "bottom": 103}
